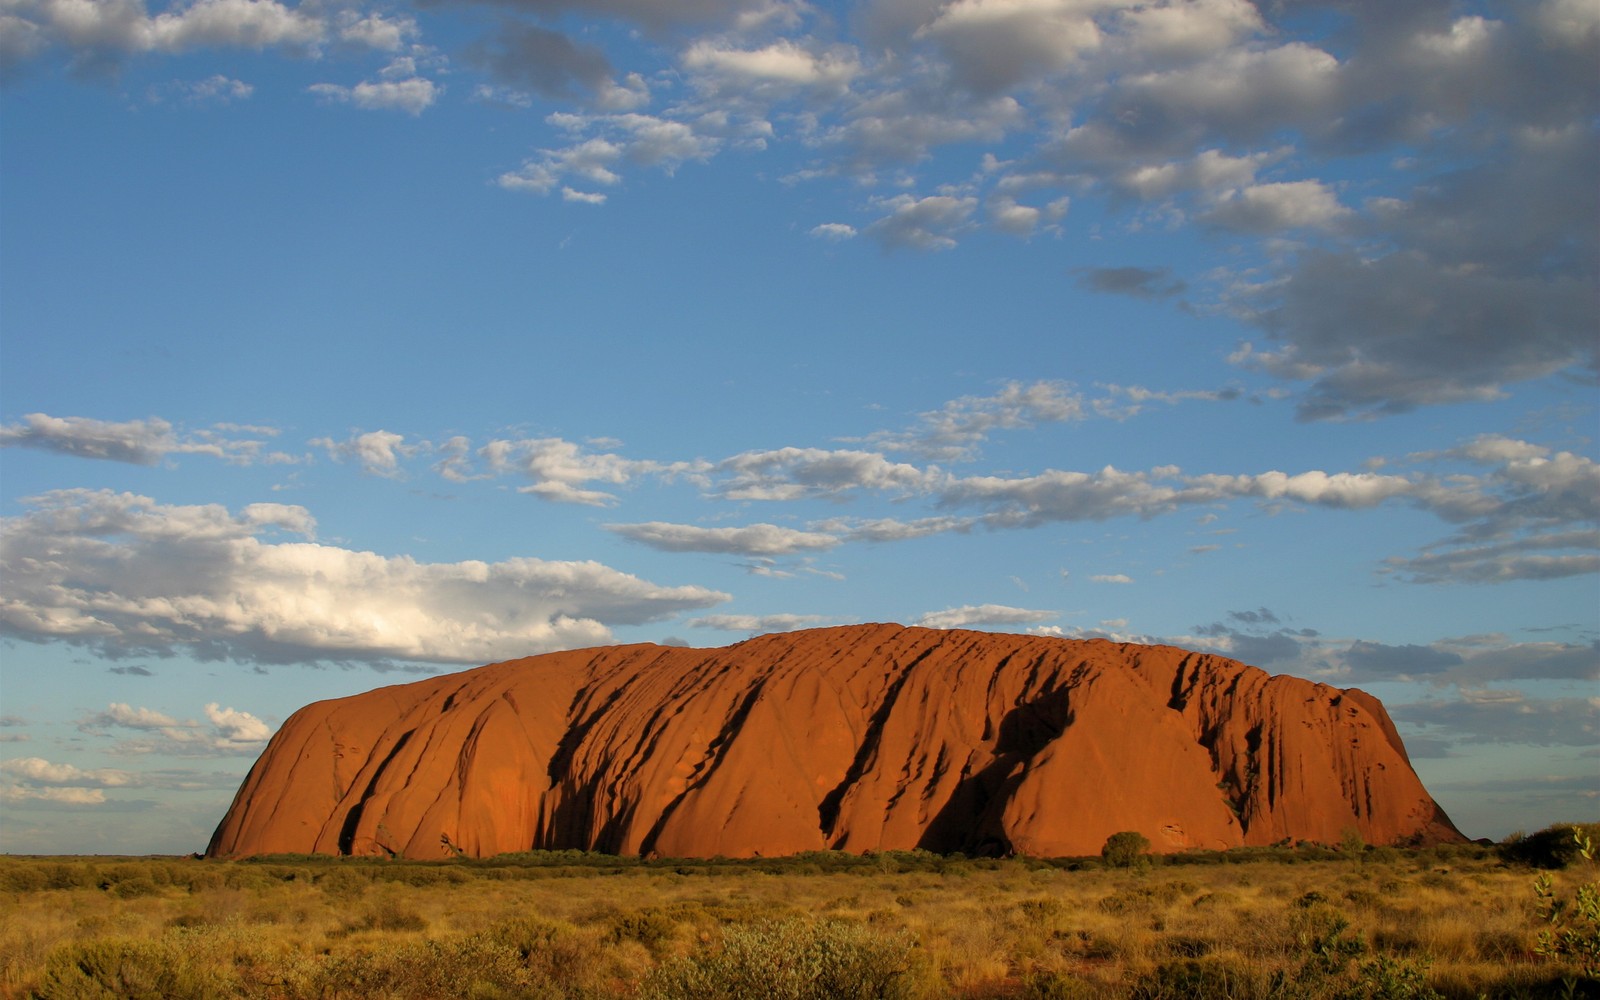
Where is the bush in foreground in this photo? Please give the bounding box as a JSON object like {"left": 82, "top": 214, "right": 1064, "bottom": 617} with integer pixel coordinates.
{"left": 641, "top": 917, "right": 928, "bottom": 1000}
{"left": 35, "top": 926, "right": 271, "bottom": 1000}
{"left": 1500, "top": 822, "right": 1600, "bottom": 870}
{"left": 1532, "top": 826, "right": 1600, "bottom": 983}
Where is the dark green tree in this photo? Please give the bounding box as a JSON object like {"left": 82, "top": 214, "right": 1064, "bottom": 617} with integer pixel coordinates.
{"left": 1102, "top": 831, "right": 1152, "bottom": 869}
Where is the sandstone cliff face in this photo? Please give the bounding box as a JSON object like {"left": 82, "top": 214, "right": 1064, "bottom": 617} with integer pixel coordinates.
{"left": 207, "top": 625, "right": 1463, "bottom": 859}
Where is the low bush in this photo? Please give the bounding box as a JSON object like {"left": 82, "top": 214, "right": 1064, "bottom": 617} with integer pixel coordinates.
{"left": 1285, "top": 906, "right": 1366, "bottom": 979}
{"left": 485, "top": 915, "right": 609, "bottom": 987}
{"left": 298, "top": 935, "right": 555, "bottom": 1000}
{"left": 1098, "top": 882, "right": 1185, "bottom": 915}
{"left": 345, "top": 895, "right": 429, "bottom": 933}
{"left": 609, "top": 907, "right": 682, "bottom": 956}
{"left": 1500, "top": 823, "right": 1600, "bottom": 870}
{"left": 1334, "top": 956, "right": 1442, "bottom": 1000}
{"left": 1132, "top": 955, "right": 1268, "bottom": 1000}
{"left": 33, "top": 926, "right": 270, "bottom": 1000}
{"left": 1532, "top": 826, "right": 1600, "bottom": 982}
{"left": 640, "top": 918, "right": 927, "bottom": 1000}
{"left": 1018, "top": 968, "right": 1093, "bottom": 999}
{"left": 0, "top": 862, "right": 50, "bottom": 893}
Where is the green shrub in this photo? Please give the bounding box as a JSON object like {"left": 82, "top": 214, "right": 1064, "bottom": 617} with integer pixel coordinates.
{"left": 1103, "top": 831, "right": 1152, "bottom": 869}
{"left": 1334, "top": 956, "right": 1443, "bottom": 1000}
{"left": 609, "top": 907, "right": 681, "bottom": 955}
{"left": 485, "top": 916, "right": 600, "bottom": 986}
{"left": 640, "top": 918, "right": 926, "bottom": 1000}
{"left": 109, "top": 876, "right": 162, "bottom": 900}
{"left": 184, "top": 869, "right": 226, "bottom": 893}
{"left": 36, "top": 939, "right": 171, "bottom": 1000}
{"left": 1287, "top": 906, "right": 1366, "bottom": 977}
{"left": 1501, "top": 823, "right": 1600, "bottom": 870}
{"left": 1533, "top": 826, "right": 1600, "bottom": 981}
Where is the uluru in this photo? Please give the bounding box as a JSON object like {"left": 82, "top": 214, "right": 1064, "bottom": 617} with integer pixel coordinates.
{"left": 207, "top": 624, "right": 1464, "bottom": 860}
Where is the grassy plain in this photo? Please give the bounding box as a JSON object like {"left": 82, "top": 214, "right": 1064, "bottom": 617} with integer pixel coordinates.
{"left": 1, "top": 839, "right": 1594, "bottom": 999}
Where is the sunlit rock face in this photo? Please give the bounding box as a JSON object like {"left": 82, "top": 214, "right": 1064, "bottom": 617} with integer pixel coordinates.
{"left": 207, "top": 624, "right": 1463, "bottom": 859}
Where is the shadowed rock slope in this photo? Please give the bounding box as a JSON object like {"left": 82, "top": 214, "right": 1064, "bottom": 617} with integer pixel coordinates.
{"left": 207, "top": 624, "right": 1463, "bottom": 859}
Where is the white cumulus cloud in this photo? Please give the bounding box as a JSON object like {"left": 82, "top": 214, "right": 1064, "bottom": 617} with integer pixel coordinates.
{"left": 204, "top": 703, "right": 272, "bottom": 745}
{"left": 309, "top": 75, "right": 437, "bottom": 115}
{"left": 809, "top": 222, "right": 857, "bottom": 241}
{"left": 1202, "top": 179, "right": 1352, "bottom": 233}
{"left": 0, "top": 490, "right": 728, "bottom": 665}
{"left": 683, "top": 38, "right": 859, "bottom": 96}
{"left": 78, "top": 701, "right": 273, "bottom": 756}
{"left": 865, "top": 194, "right": 978, "bottom": 251}
{"left": 0, "top": 757, "right": 137, "bottom": 787}
{"left": 311, "top": 429, "right": 418, "bottom": 476}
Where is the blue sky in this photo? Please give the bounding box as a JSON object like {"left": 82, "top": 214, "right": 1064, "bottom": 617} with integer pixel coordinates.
{"left": 1, "top": 0, "right": 1595, "bottom": 854}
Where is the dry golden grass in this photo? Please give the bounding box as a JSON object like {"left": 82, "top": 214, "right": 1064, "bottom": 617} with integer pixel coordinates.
{"left": 0, "top": 846, "right": 1592, "bottom": 999}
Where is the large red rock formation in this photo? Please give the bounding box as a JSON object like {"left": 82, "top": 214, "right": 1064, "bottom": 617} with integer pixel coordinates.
{"left": 207, "top": 624, "right": 1463, "bottom": 859}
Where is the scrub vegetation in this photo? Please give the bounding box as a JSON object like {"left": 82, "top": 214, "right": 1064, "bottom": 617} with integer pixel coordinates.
{"left": 2, "top": 825, "right": 1595, "bottom": 1000}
